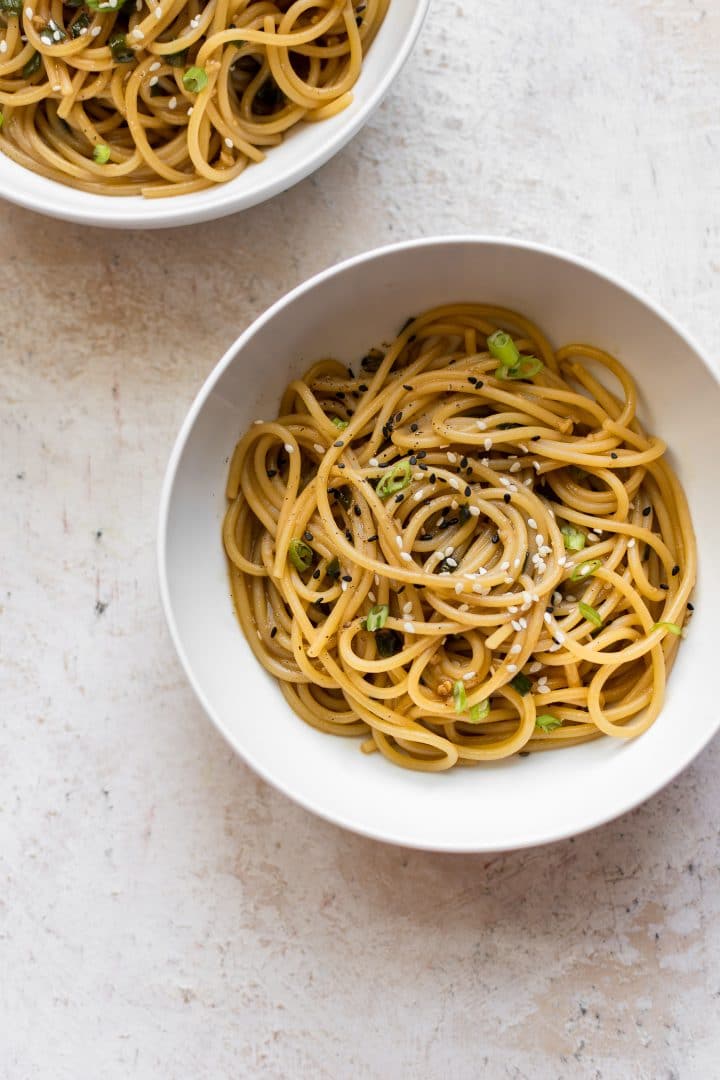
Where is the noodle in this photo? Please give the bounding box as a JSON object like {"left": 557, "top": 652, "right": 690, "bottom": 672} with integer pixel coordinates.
{"left": 0, "top": 0, "right": 387, "bottom": 196}
{"left": 223, "top": 304, "right": 696, "bottom": 772}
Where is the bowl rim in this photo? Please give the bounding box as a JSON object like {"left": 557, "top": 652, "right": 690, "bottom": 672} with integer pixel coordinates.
{"left": 0, "top": 0, "right": 431, "bottom": 230}
{"left": 158, "top": 234, "right": 719, "bottom": 852}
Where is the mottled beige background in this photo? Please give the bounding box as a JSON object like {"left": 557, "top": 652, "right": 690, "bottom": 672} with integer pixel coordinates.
{"left": 2, "top": 1, "right": 719, "bottom": 1077}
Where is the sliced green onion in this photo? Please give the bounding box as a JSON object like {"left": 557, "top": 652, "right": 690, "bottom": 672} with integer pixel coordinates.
{"left": 376, "top": 628, "right": 403, "bottom": 657}
{"left": 652, "top": 621, "right": 683, "bottom": 636}
{"left": 364, "top": 604, "right": 389, "bottom": 632}
{"left": 561, "top": 523, "right": 586, "bottom": 552}
{"left": 22, "top": 51, "right": 41, "bottom": 78}
{"left": 326, "top": 556, "right": 340, "bottom": 579}
{"left": 376, "top": 458, "right": 412, "bottom": 499}
{"left": 288, "top": 538, "right": 314, "bottom": 572}
{"left": 109, "top": 31, "right": 134, "bottom": 63}
{"left": 0, "top": 0, "right": 22, "bottom": 13}
{"left": 468, "top": 700, "right": 490, "bottom": 723}
{"left": 579, "top": 601, "right": 603, "bottom": 628}
{"left": 510, "top": 672, "right": 532, "bottom": 696}
{"left": 39, "top": 18, "right": 67, "bottom": 44}
{"left": 183, "top": 66, "right": 208, "bottom": 93}
{"left": 93, "top": 143, "right": 111, "bottom": 165}
{"left": 0, "top": 112, "right": 4, "bottom": 131}
{"left": 536, "top": 714, "right": 562, "bottom": 732}
{"left": 69, "top": 10, "right": 91, "bottom": 36}
{"left": 487, "top": 330, "right": 520, "bottom": 367}
{"left": 570, "top": 558, "right": 602, "bottom": 582}
{"left": 331, "top": 417, "right": 348, "bottom": 430}
{"left": 166, "top": 49, "right": 188, "bottom": 66}
{"left": 496, "top": 355, "right": 544, "bottom": 380}
{"left": 453, "top": 679, "right": 468, "bottom": 714}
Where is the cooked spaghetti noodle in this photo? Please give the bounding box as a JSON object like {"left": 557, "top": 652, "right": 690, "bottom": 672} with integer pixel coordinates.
{"left": 223, "top": 304, "right": 696, "bottom": 772}
{"left": 0, "top": 0, "right": 387, "bottom": 196}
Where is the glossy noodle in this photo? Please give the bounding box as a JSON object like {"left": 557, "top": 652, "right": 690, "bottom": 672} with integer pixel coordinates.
{"left": 223, "top": 304, "right": 696, "bottom": 772}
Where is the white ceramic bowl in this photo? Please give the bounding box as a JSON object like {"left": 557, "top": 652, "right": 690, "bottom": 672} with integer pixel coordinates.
{"left": 159, "top": 237, "right": 720, "bottom": 852}
{"left": 0, "top": 1, "right": 428, "bottom": 229}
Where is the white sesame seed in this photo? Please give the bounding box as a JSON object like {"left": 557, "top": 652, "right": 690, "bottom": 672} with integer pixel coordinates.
{"left": 374, "top": 574, "right": 379, "bottom": 586}
{"left": 445, "top": 547, "right": 454, "bottom": 556}
{"left": 91, "top": 25, "right": 101, "bottom": 35}
{"left": 52, "top": 83, "right": 61, "bottom": 92}
{"left": 627, "top": 538, "right": 636, "bottom": 548}
{"left": 132, "top": 26, "right": 144, "bottom": 38}
{"left": 524, "top": 478, "right": 533, "bottom": 487}
{"left": 446, "top": 558, "right": 458, "bottom": 569}
{"left": 533, "top": 461, "right": 541, "bottom": 473}
{"left": 25, "top": 6, "right": 32, "bottom": 16}
{"left": 402, "top": 601, "right": 412, "bottom": 614}
{"left": 463, "top": 671, "right": 476, "bottom": 680}
{"left": 539, "top": 546, "right": 552, "bottom": 558}
{"left": 511, "top": 620, "right": 522, "bottom": 632}
{"left": 154, "top": 3, "right": 162, "bottom": 13}
{"left": 484, "top": 438, "right": 492, "bottom": 452}
{"left": 519, "top": 444, "right": 528, "bottom": 454}
{"left": 555, "top": 630, "right": 566, "bottom": 643}
{"left": 536, "top": 534, "right": 544, "bottom": 547}
{"left": 478, "top": 566, "right": 487, "bottom": 575}
{"left": 529, "top": 661, "right": 542, "bottom": 673}
{"left": 448, "top": 477, "right": 460, "bottom": 490}
{"left": 404, "top": 621, "right": 414, "bottom": 633}
{"left": 514, "top": 558, "right": 521, "bottom": 568}
{"left": 400, "top": 552, "right": 412, "bottom": 563}
{"left": 284, "top": 443, "right": 293, "bottom": 454}
{"left": 508, "top": 606, "right": 518, "bottom": 614}
{"left": 507, "top": 664, "right": 518, "bottom": 673}
{"left": 149, "top": 61, "right": 161, "bottom": 71}
{"left": 447, "top": 452, "right": 457, "bottom": 463}
{"left": 499, "top": 477, "right": 511, "bottom": 488}
{"left": 454, "top": 582, "right": 463, "bottom": 594}
{"left": 557, "top": 556, "right": 567, "bottom": 567}
{"left": 413, "top": 490, "right": 423, "bottom": 501}
{"left": 149, "top": 75, "right": 159, "bottom": 87}
{"left": 510, "top": 643, "right": 522, "bottom": 654}
{"left": 476, "top": 420, "right": 486, "bottom": 430}
{"left": 369, "top": 457, "right": 379, "bottom": 468}
{"left": 187, "top": 106, "right": 194, "bottom": 115}
{"left": 253, "top": 419, "right": 263, "bottom": 425}
{"left": 0, "top": 40, "right": 7, "bottom": 52}
{"left": 553, "top": 591, "right": 562, "bottom": 605}
{"left": 500, "top": 561, "right": 510, "bottom": 571}
{"left": 543, "top": 611, "right": 552, "bottom": 624}
{"left": 519, "top": 617, "right": 528, "bottom": 629}
{"left": 224, "top": 136, "right": 233, "bottom": 148}
{"left": 481, "top": 458, "right": 490, "bottom": 467}
{"left": 395, "top": 535, "right": 403, "bottom": 549}
{"left": 472, "top": 584, "right": 486, "bottom": 594}
{"left": 510, "top": 461, "right": 522, "bottom": 473}
{"left": 528, "top": 518, "right": 537, "bottom": 530}
{"left": 588, "top": 531, "right": 601, "bottom": 542}
{"left": 313, "top": 443, "right": 324, "bottom": 454}
{"left": 469, "top": 506, "right": 480, "bottom": 517}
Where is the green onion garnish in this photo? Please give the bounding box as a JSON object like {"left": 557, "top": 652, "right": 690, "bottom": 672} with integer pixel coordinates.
{"left": 487, "top": 330, "right": 520, "bottom": 367}
{"left": 578, "top": 601, "right": 603, "bottom": 628}
{"left": 364, "top": 604, "right": 389, "bottom": 632}
{"left": 510, "top": 672, "right": 532, "bottom": 696}
{"left": 496, "top": 355, "right": 543, "bottom": 380}
{"left": 0, "top": 0, "right": 22, "bottom": 12}
{"left": 69, "top": 10, "right": 91, "bottom": 36}
{"left": 375, "top": 628, "right": 403, "bottom": 657}
{"left": 288, "top": 539, "right": 314, "bottom": 572}
{"left": 570, "top": 559, "right": 602, "bottom": 582}
{"left": 376, "top": 459, "right": 412, "bottom": 499}
{"left": 326, "top": 556, "right": 340, "bottom": 579}
{"left": 22, "top": 51, "right": 41, "bottom": 78}
{"left": 651, "top": 621, "right": 683, "bottom": 636}
{"left": 109, "top": 31, "right": 134, "bottom": 63}
{"left": 183, "top": 66, "right": 208, "bottom": 93}
{"left": 561, "top": 524, "right": 586, "bottom": 552}
{"left": 536, "top": 714, "right": 562, "bottom": 732}
{"left": 453, "top": 679, "right": 468, "bottom": 714}
{"left": 93, "top": 144, "right": 111, "bottom": 164}
{"left": 0, "top": 112, "right": 4, "bottom": 131}
{"left": 331, "top": 417, "right": 348, "bottom": 430}
{"left": 468, "top": 700, "right": 490, "bottom": 723}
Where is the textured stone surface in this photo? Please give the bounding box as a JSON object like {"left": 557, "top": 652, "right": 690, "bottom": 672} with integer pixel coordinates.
{"left": 1, "top": 1, "right": 719, "bottom": 1077}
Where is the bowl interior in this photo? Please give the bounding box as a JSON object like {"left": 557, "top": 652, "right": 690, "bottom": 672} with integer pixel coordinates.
{"left": 0, "top": 0, "right": 427, "bottom": 228}
{"left": 161, "top": 239, "right": 720, "bottom": 851}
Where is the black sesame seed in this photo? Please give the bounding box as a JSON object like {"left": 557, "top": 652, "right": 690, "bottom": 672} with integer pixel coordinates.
{"left": 270, "top": 626, "right": 277, "bottom": 638}
{"left": 460, "top": 457, "right": 468, "bottom": 468}
{"left": 342, "top": 574, "right": 352, "bottom": 582}
{"left": 464, "top": 486, "right": 471, "bottom": 497}
{"left": 531, "top": 435, "right": 541, "bottom": 442}
{"left": 333, "top": 440, "right": 344, "bottom": 448}
{"left": 610, "top": 452, "right": 618, "bottom": 460}
{"left": 420, "top": 533, "right": 434, "bottom": 542}
{"left": 395, "top": 493, "right": 405, "bottom": 503}
{"left": 466, "top": 466, "right": 473, "bottom": 476}
{"left": 367, "top": 534, "right": 378, "bottom": 542}
{"left": 687, "top": 601, "right": 695, "bottom": 611}
{"left": 642, "top": 505, "right": 652, "bottom": 516}
{"left": 468, "top": 376, "right": 477, "bottom": 385}
{"left": 336, "top": 391, "right": 346, "bottom": 399}
{"left": 304, "top": 531, "right": 313, "bottom": 542}
{"left": 402, "top": 384, "right": 413, "bottom": 391}
{"left": 417, "top": 450, "right": 427, "bottom": 459}
{"left": 353, "top": 505, "right": 362, "bottom": 517}
{"left": 395, "top": 412, "right": 403, "bottom": 423}
{"left": 429, "top": 473, "right": 437, "bottom": 484}
{"left": 671, "top": 565, "right": 680, "bottom": 576}
{"left": 491, "top": 534, "right": 499, "bottom": 544}
{"left": 359, "top": 384, "right": 368, "bottom": 392}
{"left": 338, "top": 463, "right": 345, "bottom": 469}
{"left": 503, "top": 493, "right": 511, "bottom": 504}
{"left": 446, "top": 517, "right": 459, "bottom": 526}
{"left": 266, "top": 469, "right": 277, "bottom": 478}
{"left": 659, "top": 583, "right": 669, "bottom": 591}
{"left": 312, "top": 569, "right": 321, "bottom": 580}
{"left": 419, "top": 462, "right": 429, "bottom": 471}
{"left": 410, "top": 423, "right": 419, "bottom": 432}
{"left": 347, "top": 367, "right": 354, "bottom": 379}
{"left": 345, "top": 529, "right": 353, "bottom": 542}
